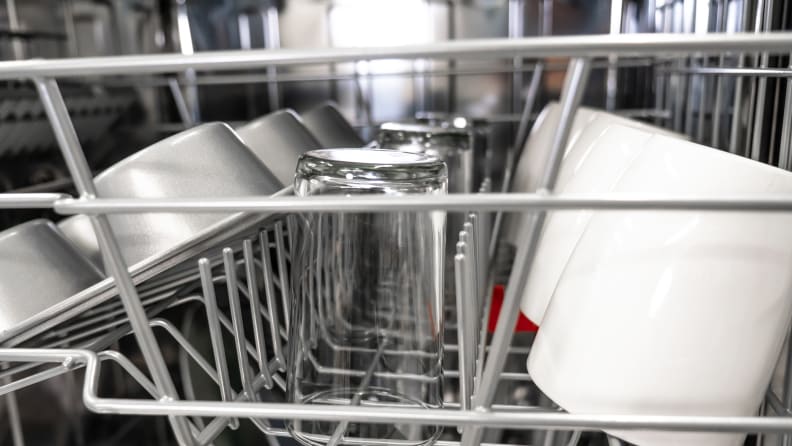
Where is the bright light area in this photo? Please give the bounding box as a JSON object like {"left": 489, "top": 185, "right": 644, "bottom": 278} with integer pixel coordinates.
{"left": 328, "top": 0, "right": 433, "bottom": 48}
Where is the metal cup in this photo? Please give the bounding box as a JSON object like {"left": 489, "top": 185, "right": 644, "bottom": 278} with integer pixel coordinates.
{"left": 237, "top": 109, "right": 323, "bottom": 186}
{"left": 301, "top": 102, "right": 365, "bottom": 148}
{"left": 0, "top": 219, "right": 104, "bottom": 333}
{"left": 57, "top": 122, "right": 282, "bottom": 268}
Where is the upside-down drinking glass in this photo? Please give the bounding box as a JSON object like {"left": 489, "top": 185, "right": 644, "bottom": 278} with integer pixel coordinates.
{"left": 288, "top": 148, "right": 447, "bottom": 446}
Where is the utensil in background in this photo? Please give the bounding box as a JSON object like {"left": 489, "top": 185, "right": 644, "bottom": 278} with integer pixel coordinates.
{"left": 301, "top": 102, "right": 365, "bottom": 149}
{"left": 289, "top": 148, "right": 447, "bottom": 446}
{"left": 528, "top": 135, "right": 792, "bottom": 446}
{"left": 57, "top": 122, "right": 282, "bottom": 268}
{"left": 237, "top": 109, "right": 323, "bottom": 187}
{"left": 0, "top": 219, "right": 104, "bottom": 332}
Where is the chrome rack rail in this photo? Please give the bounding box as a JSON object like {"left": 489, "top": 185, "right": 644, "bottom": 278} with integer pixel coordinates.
{"left": 1, "top": 32, "right": 792, "bottom": 446}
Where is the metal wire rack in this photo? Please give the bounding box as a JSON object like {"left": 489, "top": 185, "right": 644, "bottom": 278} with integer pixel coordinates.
{"left": 2, "top": 30, "right": 792, "bottom": 446}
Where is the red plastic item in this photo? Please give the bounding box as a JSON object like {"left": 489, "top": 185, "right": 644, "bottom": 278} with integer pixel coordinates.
{"left": 487, "top": 284, "right": 539, "bottom": 333}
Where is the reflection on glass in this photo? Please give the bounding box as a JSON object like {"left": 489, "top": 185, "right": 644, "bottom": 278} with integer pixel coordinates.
{"left": 288, "top": 149, "right": 447, "bottom": 446}
{"left": 377, "top": 122, "right": 473, "bottom": 194}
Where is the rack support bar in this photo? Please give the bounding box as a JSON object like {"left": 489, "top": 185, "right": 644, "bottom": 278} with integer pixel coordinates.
{"left": 33, "top": 78, "right": 196, "bottom": 446}
{"left": 461, "top": 57, "right": 592, "bottom": 446}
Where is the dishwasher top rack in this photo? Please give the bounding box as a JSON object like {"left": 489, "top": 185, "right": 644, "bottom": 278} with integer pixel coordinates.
{"left": 2, "top": 31, "right": 792, "bottom": 446}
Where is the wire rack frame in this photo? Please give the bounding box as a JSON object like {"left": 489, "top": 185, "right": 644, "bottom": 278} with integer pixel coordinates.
{"left": 1, "top": 33, "right": 792, "bottom": 446}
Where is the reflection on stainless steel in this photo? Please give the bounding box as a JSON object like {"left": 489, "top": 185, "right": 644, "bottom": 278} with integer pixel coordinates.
{"left": 57, "top": 122, "right": 281, "bottom": 268}
{"left": 414, "top": 113, "right": 492, "bottom": 190}
{"left": 236, "top": 109, "right": 323, "bottom": 187}
{"left": 0, "top": 219, "right": 103, "bottom": 332}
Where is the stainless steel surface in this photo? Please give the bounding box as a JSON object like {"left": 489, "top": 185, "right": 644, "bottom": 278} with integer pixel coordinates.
{"left": 0, "top": 33, "right": 791, "bottom": 80}
{"left": 56, "top": 215, "right": 100, "bottom": 268}
{"left": 34, "top": 76, "right": 196, "bottom": 446}
{"left": 0, "top": 219, "right": 103, "bottom": 331}
{"left": 236, "top": 109, "right": 322, "bottom": 187}
{"left": 49, "top": 192, "right": 792, "bottom": 214}
{"left": 462, "top": 57, "right": 591, "bottom": 446}
{"left": 0, "top": 122, "right": 287, "bottom": 346}
{"left": 8, "top": 347, "right": 792, "bottom": 436}
{"left": 301, "top": 102, "right": 365, "bottom": 148}
{"left": 58, "top": 122, "right": 281, "bottom": 267}
{"left": 0, "top": 193, "right": 67, "bottom": 208}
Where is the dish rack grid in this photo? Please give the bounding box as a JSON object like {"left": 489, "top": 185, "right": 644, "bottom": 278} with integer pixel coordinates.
{"left": 1, "top": 32, "right": 792, "bottom": 446}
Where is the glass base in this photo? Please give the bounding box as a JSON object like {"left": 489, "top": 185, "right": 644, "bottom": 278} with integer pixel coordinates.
{"left": 288, "top": 388, "right": 443, "bottom": 446}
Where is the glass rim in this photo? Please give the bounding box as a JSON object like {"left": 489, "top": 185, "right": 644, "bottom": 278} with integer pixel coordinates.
{"left": 299, "top": 148, "right": 446, "bottom": 168}
{"left": 378, "top": 121, "right": 470, "bottom": 136}
{"left": 414, "top": 113, "right": 489, "bottom": 128}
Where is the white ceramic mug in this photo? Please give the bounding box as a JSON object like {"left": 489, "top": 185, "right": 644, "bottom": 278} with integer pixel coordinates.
{"left": 519, "top": 119, "right": 657, "bottom": 324}
{"left": 506, "top": 101, "right": 685, "bottom": 324}
{"left": 501, "top": 103, "right": 595, "bottom": 246}
{"left": 503, "top": 102, "right": 682, "bottom": 249}
{"left": 528, "top": 135, "right": 792, "bottom": 446}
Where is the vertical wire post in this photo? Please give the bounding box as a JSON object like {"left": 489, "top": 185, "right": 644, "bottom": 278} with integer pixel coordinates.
{"left": 489, "top": 63, "right": 543, "bottom": 261}
{"left": 168, "top": 78, "right": 196, "bottom": 127}
{"left": 4, "top": 386, "right": 24, "bottom": 446}
{"left": 454, "top": 242, "right": 470, "bottom": 415}
{"left": 606, "top": 0, "right": 623, "bottom": 111}
{"left": 781, "top": 326, "right": 792, "bottom": 446}
{"left": 460, "top": 58, "right": 591, "bottom": 446}
{"left": 34, "top": 77, "right": 195, "bottom": 446}
{"left": 263, "top": 3, "right": 282, "bottom": 110}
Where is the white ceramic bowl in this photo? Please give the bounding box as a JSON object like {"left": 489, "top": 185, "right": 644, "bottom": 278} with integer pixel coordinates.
{"left": 503, "top": 102, "right": 682, "bottom": 247}
{"left": 528, "top": 135, "right": 792, "bottom": 446}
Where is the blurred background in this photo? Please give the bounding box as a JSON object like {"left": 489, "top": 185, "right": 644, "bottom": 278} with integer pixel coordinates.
{"left": 0, "top": 0, "right": 618, "bottom": 231}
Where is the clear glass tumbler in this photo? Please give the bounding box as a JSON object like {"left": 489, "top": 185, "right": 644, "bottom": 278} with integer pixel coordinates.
{"left": 288, "top": 149, "right": 447, "bottom": 446}
{"left": 377, "top": 122, "right": 473, "bottom": 194}
{"left": 413, "top": 115, "right": 492, "bottom": 189}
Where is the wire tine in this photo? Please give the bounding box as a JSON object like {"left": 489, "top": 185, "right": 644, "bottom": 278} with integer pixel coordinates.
{"left": 780, "top": 82, "right": 792, "bottom": 170}
{"left": 287, "top": 214, "right": 298, "bottom": 264}
{"left": 198, "top": 258, "right": 238, "bottom": 430}
{"left": 710, "top": 0, "right": 727, "bottom": 148}
{"left": 274, "top": 221, "right": 292, "bottom": 332}
{"left": 260, "top": 230, "right": 286, "bottom": 369}
{"left": 454, "top": 240, "right": 470, "bottom": 418}
{"left": 305, "top": 224, "right": 319, "bottom": 350}
{"left": 461, "top": 222, "right": 478, "bottom": 309}
{"left": 683, "top": 61, "right": 696, "bottom": 137}
{"left": 315, "top": 217, "right": 326, "bottom": 350}
{"left": 467, "top": 214, "right": 486, "bottom": 308}
{"left": 150, "top": 319, "right": 225, "bottom": 392}
{"left": 461, "top": 240, "right": 479, "bottom": 385}
{"left": 222, "top": 248, "right": 256, "bottom": 399}
{"left": 243, "top": 239, "right": 274, "bottom": 390}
